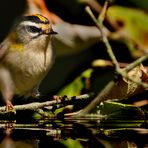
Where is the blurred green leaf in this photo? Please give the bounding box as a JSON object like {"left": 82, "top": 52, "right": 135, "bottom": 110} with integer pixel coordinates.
{"left": 58, "top": 69, "right": 93, "bottom": 97}
{"left": 99, "top": 101, "right": 145, "bottom": 119}
{"left": 60, "top": 138, "right": 83, "bottom": 148}
{"left": 107, "top": 6, "right": 148, "bottom": 57}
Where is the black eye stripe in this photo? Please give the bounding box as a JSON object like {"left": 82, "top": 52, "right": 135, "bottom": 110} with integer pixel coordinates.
{"left": 26, "top": 26, "right": 42, "bottom": 33}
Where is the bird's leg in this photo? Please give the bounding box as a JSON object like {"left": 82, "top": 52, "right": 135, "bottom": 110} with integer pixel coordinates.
{"left": 0, "top": 67, "right": 14, "bottom": 111}
{"left": 5, "top": 100, "right": 14, "bottom": 111}
{"left": 24, "top": 84, "right": 41, "bottom": 98}
{"left": 31, "top": 87, "right": 40, "bottom": 98}
{"left": 32, "top": 83, "right": 41, "bottom": 98}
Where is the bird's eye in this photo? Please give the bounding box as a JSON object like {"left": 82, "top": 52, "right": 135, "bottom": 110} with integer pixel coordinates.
{"left": 26, "top": 26, "right": 42, "bottom": 33}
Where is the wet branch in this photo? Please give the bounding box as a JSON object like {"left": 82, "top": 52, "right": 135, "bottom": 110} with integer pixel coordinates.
{"left": 0, "top": 94, "right": 91, "bottom": 114}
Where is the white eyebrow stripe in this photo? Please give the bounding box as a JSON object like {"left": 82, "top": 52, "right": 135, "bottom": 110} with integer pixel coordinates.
{"left": 20, "top": 21, "right": 41, "bottom": 37}
{"left": 20, "top": 21, "right": 41, "bottom": 28}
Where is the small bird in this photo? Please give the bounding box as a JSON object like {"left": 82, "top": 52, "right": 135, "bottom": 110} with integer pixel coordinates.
{"left": 0, "top": 14, "right": 57, "bottom": 111}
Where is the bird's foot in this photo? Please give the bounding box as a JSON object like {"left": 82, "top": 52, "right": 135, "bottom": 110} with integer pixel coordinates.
{"left": 5, "top": 100, "right": 14, "bottom": 111}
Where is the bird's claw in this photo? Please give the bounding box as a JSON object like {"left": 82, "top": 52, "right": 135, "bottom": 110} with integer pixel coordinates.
{"left": 5, "top": 101, "right": 14, "bottom": 111}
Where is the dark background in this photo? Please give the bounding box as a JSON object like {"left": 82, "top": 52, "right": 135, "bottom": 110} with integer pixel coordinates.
{"left": 41, "top": 0, "right": 143, "bottom": 95}
{"left": 0, "top": 0, "right": 147, "bottom": 96}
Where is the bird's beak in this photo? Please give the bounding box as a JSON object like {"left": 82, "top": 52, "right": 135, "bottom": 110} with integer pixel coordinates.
{"left": 49, "top": 29, "right": 58, "bottom": 35}
{"left": 44, "top": 29, "right": 58, "bottom": 35}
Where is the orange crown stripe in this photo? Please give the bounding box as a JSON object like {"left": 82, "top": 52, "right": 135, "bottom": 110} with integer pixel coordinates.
{"left": 34, "top": 14, "right": 48, "bottom": 23}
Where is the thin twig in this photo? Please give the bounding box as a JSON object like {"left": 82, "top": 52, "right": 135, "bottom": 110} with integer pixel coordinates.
{"left": 72, "top": 81, "right": 115, "bottom": 116}
{"left": 0, "top": 101, "right": 57, "bottom": 113}
{"left": 86, "top": 6, "right": 120, "bottom": 71}
{"left": 123, "top": 54, "right": 148, "bottom": 73}
{"left": 85, "top": 6, "right": 102, "bottom": 36}
{"left": 98, "top": 0, "right": 109, "bottom": 22}
{"left": 81, "top": 0, "right": 102, "bottom": 13}
{"left": 0, "top": 94, "right": 92, "bottom": 113}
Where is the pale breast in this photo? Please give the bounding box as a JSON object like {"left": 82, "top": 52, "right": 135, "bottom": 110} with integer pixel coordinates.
{"left": 3, "top": 43, "right": 53, "bottom": 95}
